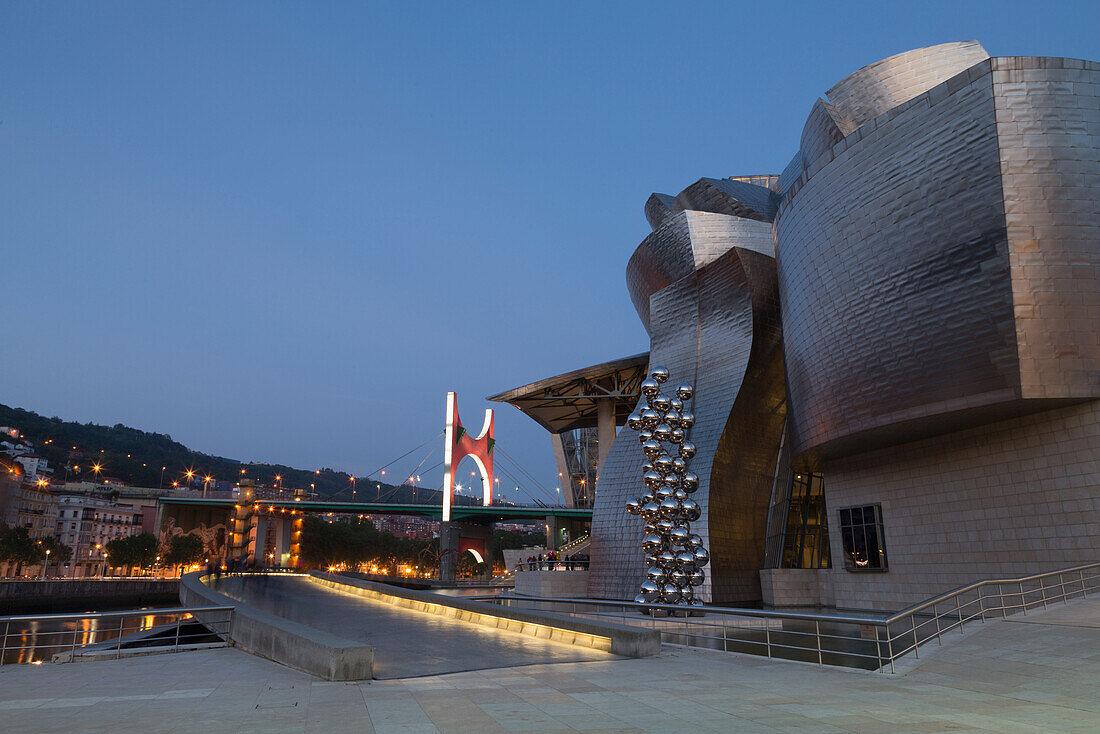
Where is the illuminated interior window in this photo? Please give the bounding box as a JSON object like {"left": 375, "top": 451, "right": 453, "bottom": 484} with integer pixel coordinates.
{"left": 838, "top": 504, "right": 888, "bottom": 572}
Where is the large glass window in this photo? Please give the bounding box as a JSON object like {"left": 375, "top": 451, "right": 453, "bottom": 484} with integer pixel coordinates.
{"left": 764, "top": 471, "right": 830, "bottom": 569}
{"left": 839, "top": 504, "right": 888, "bottom": 571}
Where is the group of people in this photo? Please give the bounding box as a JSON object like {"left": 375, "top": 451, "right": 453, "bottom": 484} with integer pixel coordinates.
{"left": 519, "top": 551, "right": 589, "bottom": 572}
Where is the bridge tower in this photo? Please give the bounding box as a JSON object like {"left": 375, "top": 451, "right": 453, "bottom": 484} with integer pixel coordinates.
{"left": 442, "top": 391, "right": 495, "bottom": 523}
{"left": 440, "top": 392, "right": 495, "bottom": 583}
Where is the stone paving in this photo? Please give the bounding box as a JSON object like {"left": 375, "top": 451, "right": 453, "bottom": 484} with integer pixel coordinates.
{"left": 1, "top": 598, "right": 1098, "bottom": 733}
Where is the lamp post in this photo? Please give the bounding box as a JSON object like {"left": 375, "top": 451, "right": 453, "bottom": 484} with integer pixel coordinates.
{"left": 41, "top": 548, "right": 50, "bottom": 579}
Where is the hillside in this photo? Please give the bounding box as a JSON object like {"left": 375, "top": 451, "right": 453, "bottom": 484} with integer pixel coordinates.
{"left": 0, "top": 403, "right": 457, "bottom": 504}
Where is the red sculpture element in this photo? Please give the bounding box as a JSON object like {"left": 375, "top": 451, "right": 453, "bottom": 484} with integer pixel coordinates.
{"left": 442, "top": 391, "right": 494, "bottom": 522}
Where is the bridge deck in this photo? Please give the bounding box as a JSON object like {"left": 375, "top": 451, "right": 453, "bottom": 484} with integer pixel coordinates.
{"left": 158, "top": 496, "right": 591, "bottom": 522}
{"left": 209, "top": 574, "right": 615, "bottom": 678}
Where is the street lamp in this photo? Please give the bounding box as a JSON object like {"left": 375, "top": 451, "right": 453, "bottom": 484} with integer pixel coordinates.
{"left": 41, "top": 548, "right": 50, "bottom": 579}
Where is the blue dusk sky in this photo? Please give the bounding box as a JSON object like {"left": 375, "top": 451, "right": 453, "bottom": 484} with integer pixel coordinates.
{"left": 2, "top": 1, "right": 1097, "bottom": 501}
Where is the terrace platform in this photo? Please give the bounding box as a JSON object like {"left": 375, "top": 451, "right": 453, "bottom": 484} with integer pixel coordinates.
{"left": 3, "top": 597, "right": 1098, "bottom": 732}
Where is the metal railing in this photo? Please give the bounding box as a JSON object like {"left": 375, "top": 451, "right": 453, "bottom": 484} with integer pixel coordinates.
{"left": 0, "top": 605, "right": 234, "bottom": 665}
{"left": 472, "top": 561, "right": 1099, "bottom": 672}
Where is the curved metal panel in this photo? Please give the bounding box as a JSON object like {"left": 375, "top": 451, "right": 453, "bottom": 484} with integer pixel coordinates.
{"left": 776, "top": 56, "right": 1100, "bottom": 463}
{"left": 992, "top": 58, "right": 1100, "bottom": 400}
{"left": 590, "top": 246, "right": 786, "bottom": 603}
{"left": 825, "top": 41, "right": 989, "bottom": 135}
{"left": 626, "top": 210, "right": 773, "bottom": 333}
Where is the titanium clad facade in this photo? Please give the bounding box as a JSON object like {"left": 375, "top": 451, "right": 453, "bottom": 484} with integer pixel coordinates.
{"left": 776, "top": 59, "right": 1020, "bottom": 462}
{"left": 526, "top": 43, "right": 1100, "bottom": 608}
{"left": 776, "top": 56, "right": 1100, "bottom": 463}
{"left": 993, "top": 58, "right": 1100, "bottom": 401}
{"left": 588, "top": 245, "right": 786, "bottom": 602}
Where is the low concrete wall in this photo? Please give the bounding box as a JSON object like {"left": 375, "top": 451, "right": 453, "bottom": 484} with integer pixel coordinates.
{"left": 311, "top": 571, "right": 660, "bottom": 658}
{"left": 759, "top": 569, "right": 835, "bottom": 607}
{"left": 0, "top": 578, "right": 179, "bottom": 613}
{"left": 514, "top": 570, "right": 589, "bottom": 598}
{"left": 179, "top": 572, "right": 373, "bottom": 680}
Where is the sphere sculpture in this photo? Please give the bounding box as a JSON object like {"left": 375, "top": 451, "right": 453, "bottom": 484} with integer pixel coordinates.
{"left": 623, "top": 365, "right": 708, "bottom": 613}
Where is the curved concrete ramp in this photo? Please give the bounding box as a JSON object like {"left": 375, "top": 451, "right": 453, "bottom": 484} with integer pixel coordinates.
{"left": 209, "top": 575, "right": 617, "bottom": 679}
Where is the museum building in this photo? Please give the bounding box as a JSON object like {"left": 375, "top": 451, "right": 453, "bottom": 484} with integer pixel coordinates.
{"left": 493, "top": 42, "right": 1100, "bottom": 611}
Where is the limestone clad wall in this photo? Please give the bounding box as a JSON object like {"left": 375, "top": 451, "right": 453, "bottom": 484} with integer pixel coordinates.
{"left": 822, "top": 399, "right": 1100, "bottom": 611}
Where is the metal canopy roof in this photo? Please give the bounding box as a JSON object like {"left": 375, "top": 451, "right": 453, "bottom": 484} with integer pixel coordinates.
{"left": 487, "top": 353, "right": 649, "bottom": 434}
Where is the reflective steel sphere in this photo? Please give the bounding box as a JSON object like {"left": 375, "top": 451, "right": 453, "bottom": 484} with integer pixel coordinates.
{"left": 658, "top": 498, "right": 679, "bottom": 518}
{"left": 641, "top": 461, "right": 654, "bottom": 473}
{"left": 654, "top": 486, "right": 673, "bottom": 501}
{"left": 669, "top": 397, "right": 683, "bottom": 414}
{"left": 651, "top": 394, "right": 671, "bottom": 413}
{"left": 690, "top": 598, "right": 704, "bottom": 608}
{"left": 625, "top": 497, "right": 642, "bottom": 515}
{"left": 654, "top": 455, "right": 674, "bottom": 473}
{"left": 689, "top": 569, "right": 705, "bottom": 586}
{"left": 679, "top": 441, "right": 697, "bottom": 460}
{"left": 673, "top": 487, "right": 688, "bottom": 502}
{"left": 679, "top": 584, "right": 694, "bottom": 601}
{"left": 659, "top": 582, "right": 681, "bottom": 603}
{"left": 634, "top": 593, "right": 647, "bottom": 605}
{"left": 679, "top": 411, "right": 696, "bottom": 430}
{"left": 642, "top": 440, "right": 663, "bottom": 459}
{"left": 669, "top": 568, "right": 688, "bottom": 586}
{"left": 664, "top": 411, "right": 681, "bottom": 429}
{"left": 645, "top": 565, "right": 667, "bottom": 584}
{"left": 641, "top": 378, "right": 660, "bottom": 397}
{"left": 650, "top": 366, "right": 670, "bottom": 384}
{"left": 643, "top": 522, "right": 656, "bottom": 535}
{"left": 681, "top": 472, "right": 699, "bottom": 493}
{"left": 641, "top": 533, "right": 665, "bottom": 554}
{"left": 644, "top": 554, "right": 657, "bottom": 567}
{"left": 627, "top": 411, "right": 644, "bottom": 431}
{"left": 658, "top": 550, "right": 677, "bottom": 567}
{"left": 669, "top": 526, "right": 690, "bottom": 545}
{"left": 643, "top": 470, "right": 663, "bottom": 490}
{"left": 686, "top": 533, "right": 703, "bottom": 549}
{"left": 653, "top": 423, "right": 672, "bottom": 442}
{"left": 680, "top": 498, "right": 701, "bottom": 522}
{"left": 669, "top": 428, "right": 685, "bottom": 444}
{"left": 641, "top": 409, "right": 661, "bottom": 428}
{"left": 639, "top": 580, "right": 660, "bottom": 603}
{"left": 675, "top": 382, "right": 694, "bottom": 401}
{"left": 638, "top": 429, "right": 654, "bottom": 444}
{"left": 693, "top": 547, "right": 710, "bottom": 567}
{"left": 671, "top": 457, "right": 687, "bottom": 475}
{"left": 640, "top": 501, "right": 661, "bottom": 521}
{"left": 655, "top": 518, "right": 673, "bottom": 534}
{"left": 676, "top": 550, "right": 697, "bottom": 569}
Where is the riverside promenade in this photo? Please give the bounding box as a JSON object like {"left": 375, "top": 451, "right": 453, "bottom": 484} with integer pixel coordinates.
{"left": 2, "top": 598, "right": 1099, "bottom": 733}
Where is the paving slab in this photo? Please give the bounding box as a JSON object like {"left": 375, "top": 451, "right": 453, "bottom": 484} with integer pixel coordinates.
{"left": 1, "top": 597, "right": 1099, "bottom": 732}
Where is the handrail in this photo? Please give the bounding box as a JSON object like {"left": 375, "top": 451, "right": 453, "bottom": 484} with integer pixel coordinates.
{"left": 882, "top": 561, "right": 1100, "bottom": 623}
{"left": 472, "top": 593, "right": 887, "bottom": 625}
{"left": 471, "top": 560, "right": 1099, "bottom": 673}
{"left": 0, "top": 605, "right": 234, "bottom": 665}
{"left": 0, "top": 605, "right": 234, "bottom": 624}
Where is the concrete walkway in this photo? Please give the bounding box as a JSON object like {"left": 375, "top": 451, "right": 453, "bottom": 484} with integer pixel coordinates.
{"left": 2, "top": 598, "right": 1099, "bottom": 732}
{"left": 208, "top": 574, "right": 618, "bottom": 678}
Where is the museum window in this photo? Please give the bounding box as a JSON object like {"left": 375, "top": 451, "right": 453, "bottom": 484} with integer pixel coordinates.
{"left": 764, "top": 471, "right": 831, "bottom": 569}
{"left": 839, "top": 504, "right": 888, "bottom": 571}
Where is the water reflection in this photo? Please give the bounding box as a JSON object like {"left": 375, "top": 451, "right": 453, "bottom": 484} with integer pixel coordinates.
{"left": 1, "top": 611, "right": 187, "bottom": 665}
